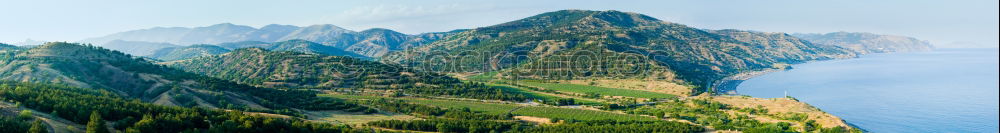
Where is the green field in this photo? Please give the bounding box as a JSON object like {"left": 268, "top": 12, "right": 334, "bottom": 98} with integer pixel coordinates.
{"left": 406, "top": 98, "right": 521, "bottom": 114}
{"left": 411, "top": 99, "right": 656, "bottom": 121}
{"left": 485, "top": 83, "right": 605, "bottom": 105}
{"left": 318, "top": 94, "right": 385, "bottom": 100}
{"left": 305, "top": 110, "right": 420, "bottom": 125}
{"left": 466, "top": 71, "right": 499, "bottom": 81}
{"left": 513, "top": 106, "right": 657, "bottom": 121}
{"left": 517, "top": 81, "right": 675, "bottom": 99}
{"left": 319, "top": 94, "right": 655, "bottom": 121}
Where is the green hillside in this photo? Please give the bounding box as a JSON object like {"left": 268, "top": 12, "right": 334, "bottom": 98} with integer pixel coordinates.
{"left": 0, "top": 42, "right": 370, "bottom": 115}
{"left": 218, "top": 39, "right": 368, "bottom": 59}
{"left": 148, "top": 44, "right": 230, "bottom": 61}
{"left": 0, "top": 81, "right": 361, "bottom": 132}
{"left": 165, "top": 48, "right": 531, "bottom": 101}
{"left": 384, "top": 10, "right": 856, "bottom": 92}
{"left": 0, "top": 43, "right": 20, "bottom": 51}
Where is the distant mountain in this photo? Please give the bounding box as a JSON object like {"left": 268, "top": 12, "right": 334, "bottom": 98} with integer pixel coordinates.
{"left": 216, "top": 41, "right": 271, "bottom": 49}
{"left": 9, "top": 39, "right": 47, "bottom": 46}
{"left": 383, "top": 10, "right": 857, "bottom": 89}
{"left": 148, "top": 44, "right": 230, "bottom": 61}
{"left": 102, "top": 40, "right": 179, "bottom": 56}
{"left": 0, "top": 42, "right": 330, "bottom": 111}
{"left": 707, "top": 29, "right": 858, "bottom": 61}
{"left": 277, "top": 24, "right": 355, "bottom": 47}
{"left": 340, "top": 28, "right": 411, "bottom": 57}
{"left": 242, "top": 24, "right": 301, "bottom": 42}
{"left": 218, "top": 39, "right": 367, "bottom": 59}
{"left": 81, "top": 23, "right": 454, "bottom": 57}
{"left": 792, "top": 32, "right": 934, "bottom": 54}
{"left": 175, "top": 23, "right": 258, "bottom": 45}
{"left": 80, "top": 27, "right": 191, "bottom": 45}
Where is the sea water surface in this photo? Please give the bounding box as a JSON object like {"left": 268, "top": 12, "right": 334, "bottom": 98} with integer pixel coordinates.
{"left": 737, "top": 48, "right": 999, "bottom": 132}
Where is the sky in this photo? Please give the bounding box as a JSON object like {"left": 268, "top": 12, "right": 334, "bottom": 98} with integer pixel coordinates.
{"left": 1, "top": 0, "right": 997, "bottom": 48}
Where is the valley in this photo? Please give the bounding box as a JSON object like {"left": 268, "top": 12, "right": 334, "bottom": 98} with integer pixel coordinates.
{"left": 0, "top": 9, "right": 944, "bottom": 133}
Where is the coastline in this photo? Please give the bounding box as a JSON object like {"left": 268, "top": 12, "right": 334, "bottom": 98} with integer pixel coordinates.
{"left": 710, "top": 67, "right": 871, "bottom": 131}
{"left": 710, "top": 68, "right": 783, "bottom": 95}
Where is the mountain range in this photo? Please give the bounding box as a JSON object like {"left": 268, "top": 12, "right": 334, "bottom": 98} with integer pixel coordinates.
{"left": 101, "top": 40, "right": 180, "bottom": 56}
{"left": 793, "top": 32, "right": 934, "bottom": 54}
{"left": 383, "top": 10, "right": 858, "bottom": 90}
{"left": 68, "top": 10, "right": 935, "bottom": 91}
{"left": 0, "top": 9, "right": 895, "bottom": 132}
{"left": 80, "top": 23, "right": 460, "bottom": 57}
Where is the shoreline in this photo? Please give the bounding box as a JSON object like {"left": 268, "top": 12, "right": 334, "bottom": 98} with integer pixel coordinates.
{"left": 709, "top": 58, "right": 850, "bottom": 95}
{"left": 710, "top": 67, "right": 872, "bottom": 131}
{"left": 710, "top": 68, "right": 783, "bottom": 95}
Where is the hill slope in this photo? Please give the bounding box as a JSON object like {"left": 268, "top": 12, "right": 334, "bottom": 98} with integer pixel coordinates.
{"left": 793, "top": 32, "right": 934, "bottom": 54}
{"left": 148, "top": 44, "right": 231, "bottom": 61}
{"left": 164, "top": 48, "right": 531, "bottom": 101}
{"left": 383, "top": 10, "right": 856, "bottom": 89}
{"left": 0, "top": 42, "right": 357, "bottom": 113}
{"left": 706, "top": 29, "right": 857, "bottom": 61}
{"left": 217, "top": 39, "right": 367, "bottom": 59}
{"left": 0, "top": 43, "right": 19, "bottom": 51}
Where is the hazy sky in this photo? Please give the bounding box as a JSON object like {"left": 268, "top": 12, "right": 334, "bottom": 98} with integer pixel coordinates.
{"left": 2, "top": 0, "right": 997, "bottom": 48}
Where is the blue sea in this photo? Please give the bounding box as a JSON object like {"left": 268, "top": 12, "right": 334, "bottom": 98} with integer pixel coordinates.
{"left": 737, "top": 48, "right": 1000, "bottom": 132}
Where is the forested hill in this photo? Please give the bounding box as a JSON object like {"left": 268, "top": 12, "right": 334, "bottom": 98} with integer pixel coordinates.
{"left": 382, "top": 10, "right": 858, "bottom": 89}
{"left": 164, "top": 48, "right": 531, "bottom": 101}
{"left": 217, "top": 39, "right": 368, "bottom": 59}
{"left": 147, "top": 44, "right": 231, "bottom": 61}
{"left": 0, "top": 43, "right": 20, "bottom": 51}
{"left": 0, "top": 81, "right": 364, "bottom": 133}
{"left": 793, "top": 32, "right": 934, "bottom": 54}
{"left": 706, "top": 29, "right": 858, "bottom": 61}
{"left": 0, "top": 42, "right": 370, "bottom": 114}
{"left": 164, "top": 48, "right": 447, "bottom": 89}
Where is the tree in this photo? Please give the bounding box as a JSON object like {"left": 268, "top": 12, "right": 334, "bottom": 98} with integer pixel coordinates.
{"left": 18, "top": 110, "right": 33, "bottom": 120}
{"left": 29, "top": 120, "right": 47, "bottom": 133}
{"left": 87, "top": 112, "right": 110, "bottom": 133}
{"left": 654, "top": 111, "right": 666, "bottom": 119}
{"left": 436, "top": 123, "right": 454, "bottom": 133}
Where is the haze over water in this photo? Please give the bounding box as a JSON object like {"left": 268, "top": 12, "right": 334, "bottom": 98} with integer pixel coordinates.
{"left": 737, "top": 48, "right": 1000, "bottom": 132}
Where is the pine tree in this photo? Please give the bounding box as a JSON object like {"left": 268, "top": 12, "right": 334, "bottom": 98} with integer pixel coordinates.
{"left": 28, "top": 120, "right": 47, "bottom": 133}
{"left": 87, "top": 112, "right": 110, "bottom": 133}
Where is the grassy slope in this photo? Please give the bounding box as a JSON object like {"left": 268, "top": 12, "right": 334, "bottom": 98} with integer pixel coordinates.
{"left": 484, "top": 82, "right": 604, "bottom": 105}
{"left": 517, "top": 81, "right": 675, "bottom": 99}
{"left": 304, "top": 110, "right": 419, "bottom": 125}
{"left": 319, "top": 94, "right": 655, "bottom": 121}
